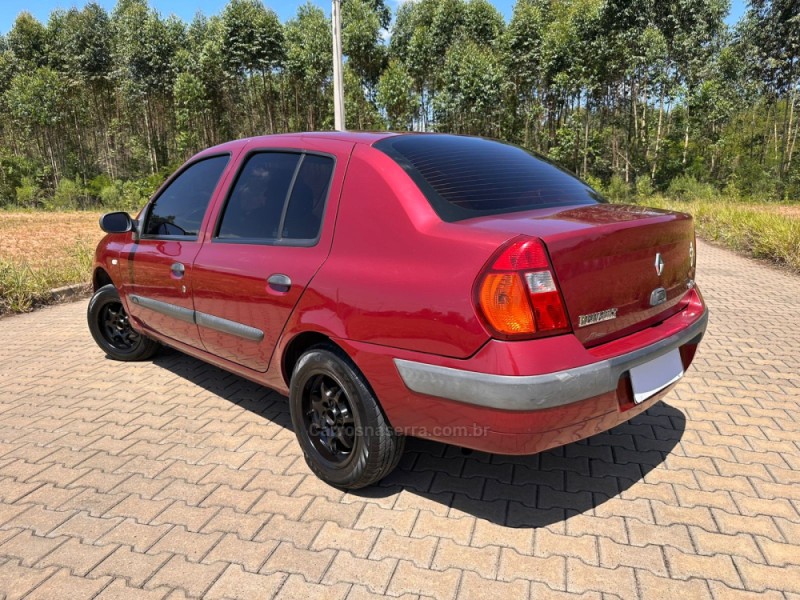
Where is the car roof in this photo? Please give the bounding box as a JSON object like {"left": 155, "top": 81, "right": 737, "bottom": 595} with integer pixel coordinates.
{"left": 199, "top": 131, "right": 405, "bottom": 155}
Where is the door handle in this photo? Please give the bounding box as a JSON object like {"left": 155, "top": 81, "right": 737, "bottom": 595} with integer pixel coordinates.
{"left": 267, "top": 273, "right": 291, "bottom": 292}
{"left": 171, "top": 262, "right": 185, "bottom": 278}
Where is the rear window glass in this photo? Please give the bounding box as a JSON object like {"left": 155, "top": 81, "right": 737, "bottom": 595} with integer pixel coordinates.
{"left": 374, "top": 135, "right": 604, "bottom": 222}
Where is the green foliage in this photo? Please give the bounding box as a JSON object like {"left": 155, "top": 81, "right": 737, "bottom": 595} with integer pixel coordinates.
{"left": 632, "top": 195, "right": 800, "bottom": 272}
{"left": 377, "top": 59, "right": 418, "bottom": 130}
{"left": 342, "top": 0, "right": 387, "bottom": 87}
{"left": 0, "top": 0, "right": 796, "bottom": 206}
{"left": 667, "top": 175, "right": 718, "bottom": 201}
{"left": 221, "top": 0, "right": 284, "bottom": 76}
{"left": 5, "top": 67, "right": 68, "bottom": 130}
{"left": 15, "top": 177, "right": 42, "bottom": 208}
{"left": 636, "top": 176, "right": 654, "bottom": 197}
{"left": 0, "top": 239, "right": 93, "bottom": 314}
{"left": 584, "top": 174, "right": 606, "bottom": 196}
{"left": 606, "top": 175, "right": 632, "bottom": 203}
{"left": 47, "top": 177, "right": 85, "bottom": 210}
{"left": 344, "top": 66, "right": 385, "bottom": 130}
{"left": 435, "top": 40, "right": 504, "bottom": 135}
{"left": 6, "top": 13, "right": 48, "bottom": 68}
{"left": 283, "top": 3, "right": 333, "bottom": 130}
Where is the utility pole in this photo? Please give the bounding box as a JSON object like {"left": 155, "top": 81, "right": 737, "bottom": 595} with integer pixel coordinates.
{"left": 331, "top": 0, "right": 345, "bottom": 131}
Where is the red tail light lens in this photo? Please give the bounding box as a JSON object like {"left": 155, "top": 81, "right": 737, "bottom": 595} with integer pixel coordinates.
{"left": 491, "top": 239, "right": 549, "bottom": 270}
{"left": 476, "top": 237, "right": 571, "bottom": 339}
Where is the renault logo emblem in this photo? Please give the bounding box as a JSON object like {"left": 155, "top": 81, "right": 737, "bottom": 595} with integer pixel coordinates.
{"left": 655, "top": 253, "right": 665, "bottom": 276}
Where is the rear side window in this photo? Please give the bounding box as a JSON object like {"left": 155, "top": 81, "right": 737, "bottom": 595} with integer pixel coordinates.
{"left": 216, "top": 152, "right": 334, "bottom": 243}
{"left": 144, "top": 155, "right": 229, "bottom": 237}
{"left": 217, "top": 153, "right": 300, "bottom": 240}
{"left": 282, "top": 154, "right": 334, "bottom": 240}
{"left": 374, "top": 135, "right": 604, "bottom": 222}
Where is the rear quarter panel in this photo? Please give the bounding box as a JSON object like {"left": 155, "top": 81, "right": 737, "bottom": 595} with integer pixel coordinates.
{"left": 279, "top": 144, "right": 511, "bottom": 360}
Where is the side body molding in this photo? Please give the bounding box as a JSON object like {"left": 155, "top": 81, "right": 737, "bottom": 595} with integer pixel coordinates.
{"left": 129, "top": 294, "right": 264, "bottom": 342}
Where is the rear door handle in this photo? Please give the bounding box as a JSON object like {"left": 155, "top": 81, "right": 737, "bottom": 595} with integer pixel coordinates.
{"left": 267, "top": 273, "right": 291, "bottom": 292}
{"left": 171, "top": 262, "right": 185, "bottom": 278}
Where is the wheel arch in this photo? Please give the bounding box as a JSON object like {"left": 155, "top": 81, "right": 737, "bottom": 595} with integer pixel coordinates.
{"left": 282, "top": 331, "right": 351, "bottom": 387}
{"left": 93, "top": 267, "right": 114, "bottom": 291}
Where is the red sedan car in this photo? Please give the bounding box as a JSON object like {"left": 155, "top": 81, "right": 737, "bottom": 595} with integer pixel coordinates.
{"left": 89, "top": 132, "right": 707, "bottom": 488}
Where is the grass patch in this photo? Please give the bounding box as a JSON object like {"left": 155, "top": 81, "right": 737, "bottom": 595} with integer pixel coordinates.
{"left": 630, "top": 196, "right": 800, "bottom": 272}
{"left": 0, "top": 211, "right": 102, "bottom": 314}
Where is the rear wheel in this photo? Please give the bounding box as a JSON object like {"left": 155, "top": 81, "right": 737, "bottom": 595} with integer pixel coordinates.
{"left": 87, "top": 284, "right": 160, "bottom": 361}
{"left": 289, "top": 344, "right": 404, "bottom": 489}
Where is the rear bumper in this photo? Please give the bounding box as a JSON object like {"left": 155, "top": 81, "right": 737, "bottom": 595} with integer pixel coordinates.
{"left": 394, "top": 308, "right": 707, "bottom": 411}
{"left": 335, "top": 288, "right": 707, "bottom": 455}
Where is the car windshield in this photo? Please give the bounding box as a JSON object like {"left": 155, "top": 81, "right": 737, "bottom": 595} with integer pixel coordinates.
{"left": 374, "top": 134, "right": 605, "bottom": 222}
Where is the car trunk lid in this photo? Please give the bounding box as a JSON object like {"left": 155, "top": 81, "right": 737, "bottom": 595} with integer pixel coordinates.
{"left": 464, "top": 204, "right": 695, "bottom": 346}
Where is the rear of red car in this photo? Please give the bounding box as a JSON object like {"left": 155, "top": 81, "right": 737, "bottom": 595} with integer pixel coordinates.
{"left": 337, "top": 134, "right": 708, "bottom": 454}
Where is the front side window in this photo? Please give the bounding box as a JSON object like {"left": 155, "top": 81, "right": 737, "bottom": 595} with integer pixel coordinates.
{"left": 217, "top": 152, "right": 334, "bottom": 242}
{"left": 144, "top": 155, "right": 229, "bottom": 237}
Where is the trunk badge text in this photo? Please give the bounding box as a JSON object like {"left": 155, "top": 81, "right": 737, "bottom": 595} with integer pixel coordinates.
{"left": 655, "top": 252, "right": 665, "bottom": 276}
{"left": 578, "top": 308, "right": 618, "bottom": 328}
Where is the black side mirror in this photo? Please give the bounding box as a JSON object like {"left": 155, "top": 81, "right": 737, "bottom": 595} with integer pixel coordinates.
{"left": 99, "top": 211, "right": 134, "bottom": 234}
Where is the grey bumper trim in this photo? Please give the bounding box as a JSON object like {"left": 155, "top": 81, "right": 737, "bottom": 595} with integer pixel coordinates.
{"left": 394, "top": 309, "right": 708, "bottom": 412}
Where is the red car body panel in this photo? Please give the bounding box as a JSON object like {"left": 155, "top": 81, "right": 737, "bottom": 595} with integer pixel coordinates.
{"left": 93, "top": 131, "right": 707, "bottom": 456}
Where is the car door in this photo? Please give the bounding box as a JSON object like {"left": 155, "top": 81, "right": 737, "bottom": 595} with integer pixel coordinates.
{"left": 190, "top": 139, "right": 351, "bottom": 372}
{"left": 121, "top": 154, "right": 232, "bottom": 348}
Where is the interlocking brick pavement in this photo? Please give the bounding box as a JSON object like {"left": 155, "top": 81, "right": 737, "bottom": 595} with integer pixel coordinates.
{"left": 0, "top": 239, "right": 798, "bottom": 599}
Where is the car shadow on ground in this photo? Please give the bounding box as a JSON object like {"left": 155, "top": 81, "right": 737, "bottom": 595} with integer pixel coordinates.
{"left": 151, "top": 347, "right": 686, "bottom": 528}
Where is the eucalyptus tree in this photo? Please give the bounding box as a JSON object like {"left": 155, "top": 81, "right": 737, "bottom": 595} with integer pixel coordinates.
{"left": 342, "top": 0, "right": 388, "bottom": 97}
{"left": 0, "top": 0, "right": 796, "bottom": 205}
{"left": 46, "top": 4, "right": 115, "bottom": 177}
{"left": 182, "top": 14, "right": 230, "bottom": 145}
{"left": 503, "top": 0, "right": 548, "bottom": 147}
{"left": 435, "top": 39, "right": 504, "bottom": 135}
{"left": 220, "top": 0, "right": 284, "bottom": 134}
{"left": 111, "top": 0, "right": 187, "bottom": 173}
{"left": 4, "top": 67, "right": 69, "bottom": 183}
{"left": 743, "top": 0, "right": 799, "bottom": 192}
{"left": 284, "top": 3, "right": 332, "bottom": 130}
{"left": 376, "top": 59, "right": 418, "bottom": 129}
{"left": 6, "top": 13, "right": 49, "bottom": 69}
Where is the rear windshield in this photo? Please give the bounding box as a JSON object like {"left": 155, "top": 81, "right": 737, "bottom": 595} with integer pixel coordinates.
{"left": 374, "top": 135, "right": 605, "bottom": 222}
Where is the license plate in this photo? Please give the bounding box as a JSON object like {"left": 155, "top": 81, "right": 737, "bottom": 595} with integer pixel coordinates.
{"left": 630, "top": 349, "right": 684, "bottom": 404}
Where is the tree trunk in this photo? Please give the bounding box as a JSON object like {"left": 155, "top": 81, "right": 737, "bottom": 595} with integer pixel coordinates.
{"left": 651, "top": 88, "right": 665, "bottom": 180}
{"left": 143, "top": 99, "right": 157, "bottom": 174}
{"left": 682, "top": 102, "right": 690, "bottom": 166}
{"left": 582, "top": 94, "right": 591, "bottom": 179}
{"left": 782, "top": 81, "right": 796, "bottom": 177}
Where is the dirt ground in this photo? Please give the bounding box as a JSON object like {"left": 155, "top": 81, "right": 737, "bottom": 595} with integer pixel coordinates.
{"left": 0, "top": 211, "right": 104, "bottom": 269}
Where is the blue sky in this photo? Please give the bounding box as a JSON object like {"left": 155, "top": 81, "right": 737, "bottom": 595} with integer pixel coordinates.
{"left": 1, "top": 0, "right": 749, "bottom": 36}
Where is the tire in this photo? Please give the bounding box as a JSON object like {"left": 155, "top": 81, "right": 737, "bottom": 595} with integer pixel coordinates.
{"left": 87, "top": 284, "right": 160, "bottom": 361}
{"left": 289, "top": 344, "right": 405, "bottom": 489}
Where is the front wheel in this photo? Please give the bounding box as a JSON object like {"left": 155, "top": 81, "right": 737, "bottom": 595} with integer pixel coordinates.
{"left": 289, "top": 344, "right": 405, "bottom": 489}
{"left": 87, "top": 284, "right": 160, "bottom": 361}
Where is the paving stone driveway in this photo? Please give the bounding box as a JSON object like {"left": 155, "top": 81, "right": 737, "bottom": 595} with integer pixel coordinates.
{"left": 0, "top": 239, "right": 798, "bottom": 600}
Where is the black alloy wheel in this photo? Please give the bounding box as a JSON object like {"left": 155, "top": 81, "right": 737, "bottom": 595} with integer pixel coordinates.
{"left": 99, "top": 300, "right": 139, "bottom": 351}
{"left": 289, "top": 344, "right": 405, "bottom": 488}
{"left": 87, "top": 284, "right": 161, "bottom": 361}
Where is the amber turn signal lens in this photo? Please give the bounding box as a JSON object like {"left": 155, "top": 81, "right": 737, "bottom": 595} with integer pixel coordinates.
{"left": 478, "top": 273, "right": 535, "bottom": 335}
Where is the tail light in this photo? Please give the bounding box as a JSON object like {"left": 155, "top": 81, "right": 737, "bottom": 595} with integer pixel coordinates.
{"left": 475, "top": 237, "right": 571, "bottom": 340}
